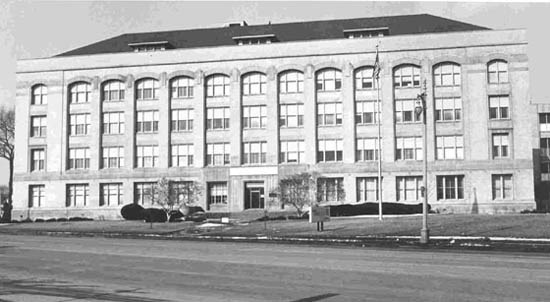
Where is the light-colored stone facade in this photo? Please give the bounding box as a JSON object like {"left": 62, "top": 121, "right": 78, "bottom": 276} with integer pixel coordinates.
{"left": 14, "top": 28, "right": 537, "bottom": 220}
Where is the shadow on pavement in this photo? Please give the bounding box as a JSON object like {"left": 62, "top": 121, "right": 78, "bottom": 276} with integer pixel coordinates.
{"left": 0, "top": 278, "right": 171, "bottom": 302}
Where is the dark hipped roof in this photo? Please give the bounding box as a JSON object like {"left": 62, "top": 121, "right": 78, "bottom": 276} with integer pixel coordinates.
{"left": 57, "top": 14, "right": 490, "bottom": 57}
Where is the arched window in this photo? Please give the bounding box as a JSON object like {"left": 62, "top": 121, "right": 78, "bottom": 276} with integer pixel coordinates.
{"left": 393, "top": 65, "right": 420, "bottom": 88}
{"left": 206, "top": 74, "right": 230, "bottom": 97}
{"left": 102, "top": 80, "right": 125, "bottom": 102}
{"left": 32, "top": 84, "right": 48, "bottom": 105}
{"left": 488, "top": 60, "right": 508, "bottom": 84}
{"left": 171, "top": 77, "right": 194, "bottom": 99}
{"left": 242, "top": 72, "right": 267, "bottom": 95}
{"left": 433, "top": 62, "right": 461, "bottom": 87}
{"left": 316, "top": 69, "right": 342, "bottom": 92}
{"left": 355, "top": 67, "right": 377, "bottom": 90}
{"left": 69, "top": 82, "right": 91, "bottom": 104}
{"left": 279, "top": 70, "right": 304, "bottom": 94}
{"left": 136, "top": 78, "right": 159, "bottom": 100}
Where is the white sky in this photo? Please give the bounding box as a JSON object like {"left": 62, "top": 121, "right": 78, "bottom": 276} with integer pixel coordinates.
{"left": 1, "top": 0, "right": 549, "bottom": 185}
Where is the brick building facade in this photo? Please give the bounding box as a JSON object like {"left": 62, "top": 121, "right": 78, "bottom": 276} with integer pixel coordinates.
{"left": 13, "top": 14, "right": 538, "bottom": 220}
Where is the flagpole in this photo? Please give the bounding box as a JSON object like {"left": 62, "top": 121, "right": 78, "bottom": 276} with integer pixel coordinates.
{"left": 375, "top": 44, "right": 383, "bottom": 221}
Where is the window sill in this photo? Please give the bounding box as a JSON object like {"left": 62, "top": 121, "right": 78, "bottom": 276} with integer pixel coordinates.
{"left": 206, "top": 129, "right": 230, "bottom": 132}
{"left": 317, "top": 124, "right": 343, "bottom": 128}
{"left": 242, "top": 127, "right": 267, "bottom": 130}
{"left": 102, "top": 133, "right": 124, "bottom": 136}
{"left": 136, "top": 132, "right": 159, "bottom": 134}
{"left": 279, "top": 126, "right": 304, "bottom": 129}
{"left": 102, "top": 100, "right": 125, "bottom": 103}
{"left": 243, "top": 93, "right": 267, "bottom": 97}
{"left": 435, "top": 120, "right": 461, "bottom": 123}
{"left": 394, "top": 86, "right": 421, "bottom": 90}
{"left": 279, "top": 92, "right": 304, "bottom": 95}
{"left": 137, "top": 99, "right": 158, "bottom": 101}
{"left": 171, "top": 97, "right": 194, "bottom": 100}
{"left": 355, "top": 88, "right": 379, "bottom": 92}
{"left": 433, "top": 85, "right": 461, "bottom": 88}
{"left": 317, "top": 90, "right": 342, "bottom": 93}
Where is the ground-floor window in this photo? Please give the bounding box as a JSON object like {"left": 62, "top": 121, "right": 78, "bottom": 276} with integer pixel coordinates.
{"left": 100, "top": 183, "right": 124, "bottom": 206}
{"left": 396, "top": 176, "right": 423, "bottom": 202}
{"left": 29, "top": 185, "right": 45, "bottom": 207}
{"left": 66, "top": 184, "right": 89, "bottom": 207}
{"left": 356, "top": 177, "right": 379, "bottom": 202}
{"left": 208, "top": 182, "right": 228, "bottom": 208}
{"left": 492, "top": 174, "right": 513, "bottom": 200}
{"left": 436, "top": 175, "right": 464, "bottom": 200}
{"left": 317, "top": 177, "right": 345, "bottom": 203}
{"left": 134, "top": 182, "right": 157, "bottom": 205}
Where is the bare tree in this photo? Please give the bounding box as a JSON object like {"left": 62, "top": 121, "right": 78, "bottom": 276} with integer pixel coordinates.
{"left": 0, "top": 106, "right": 14, "bottom": 205}
{"left": 153, "top": 177, "right": 202, "bottom": 217}
{"left": 276, "top": 172, "right": 318, "bottom": 216}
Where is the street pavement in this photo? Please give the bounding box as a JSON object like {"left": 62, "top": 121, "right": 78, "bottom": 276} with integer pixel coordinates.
{"left": 0, "top": 235, "right": 549, "bottom": 302}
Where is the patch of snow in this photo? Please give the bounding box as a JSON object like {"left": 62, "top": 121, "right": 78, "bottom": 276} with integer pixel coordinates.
{"left": 196, "top": 223, "right": 224, "bottom": 228}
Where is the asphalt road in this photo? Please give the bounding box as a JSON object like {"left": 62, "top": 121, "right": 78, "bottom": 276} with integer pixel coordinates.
{"left": 0, "top": 235, "right": 549, "bottom": 302}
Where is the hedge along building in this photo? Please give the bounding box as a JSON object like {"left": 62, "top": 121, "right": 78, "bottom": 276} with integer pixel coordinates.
{"left": 14, "top": 14, "right": 538, "bottom": 220}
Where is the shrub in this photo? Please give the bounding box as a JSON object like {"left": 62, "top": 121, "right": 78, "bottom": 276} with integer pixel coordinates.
{"left": 46, "top": 218, "right": 57, "bottom": 222}
{"left": 34, "top": 218, "right": 45, "bottom": 223}
{"left": 68, "top": 217, "right": 93, "bottom": 222}
{"left": 121, "top": 203, "right": 145, "bottom": 220}
{"left": 56, "top": 218, "right": 68, "bottom": 222}
{"left": 187, "top": 206, "right": 205, "bottom": 215}
{"left": 143, "top": 208, "right": 167, "bottom": 223}
{"left": 186, "top": 211, "right": 206, "bottom": 222}
{"left": 168, "top": 210, "right": 184, "bottom": 222}
{"left": 327, "top": 202, "right": 430, "bottom": 217}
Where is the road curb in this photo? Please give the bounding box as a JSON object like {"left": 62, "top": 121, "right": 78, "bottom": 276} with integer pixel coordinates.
{"left": 2, "top": 229, "right": 550, "bottom": 253}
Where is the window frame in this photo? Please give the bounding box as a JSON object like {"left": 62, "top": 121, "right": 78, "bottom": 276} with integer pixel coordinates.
{"left": 436, "top": 136, "right": 464, "bottom": 160}
{"left": 242, "top": 72, "right": 267, "bottom": 96}
{"left": 435, "top": 97, "right": 462, "bottom": 122}
{"left": 492, "top": 133, "right": 510, "bottom": 159}
{"left": 30, "top": 148, "right": 45, "bottom": 172}
{"left": 102, "top": 111, "right": 125, "bottom": 135}
{"left": 242, "top": 105, "right": 267, "bottom": 129}
{"left": 279, "top": 70, "right": 304, "bottom": 94}
{"left": 356, "top": 138, "right": 381, "bottom": 162}
{"left": 492, "top": 174, "right": 513, "bottom": 200}
{"left": 396, "top": 137, "right": 423, "bottom": 161}
{"left": 206, "top": 142, "right": 230, "bottom": 166}
{"left": 316, "top": 69, "right": 342, "bottom": 92}
{"left": 102, "top": 146, "right": 124, "bottom": 169}
{"left": 69, "top": 82, "right": 91, "bottom": 104}
{"left": 171, "top": 76, "right": 194, "bottom": 99}
{"left": 66, "top": 184, "right": 89, "bottom": 207}
{"left": 135, "top": 78, "right": 160, "bottom": 100}
{"left": 68, "top": 147, "right": 90, "bottom": 170}
{"left": 355, "top": 67, "right": 378, "bottom": 90}
{"left": 29, "top": 185, "right": 45, "bottom": 208}
{"left": 206, "top": 107, "right": 230, "bottom": 130}
{"left": 171, "top": 108, "right": 194, "bottom": 132}
{"left": 393, "top": 65, "right": 421, "bottom": 88}
{"left": 279, "top": 140, "right": 305, "bottom": 164}
{"left": 317, "top": 139, "right": 343, "bottom": 163}
{"left": 171, "top": 143, "right": 194, "bottom": 167}
{"left": 136, "top": 110, "right": 160, "bottom": 133}
{"left": 102, "top": 80, "right": 125, "bottom": 102}
{"left": 206, "top": 74, "right": 230, "bottom": 97}
{"left": 489, "top": 95, "right": 510, "bottom": 120}
{"left": 433, "top": 62, "right": 461, "bottom": 87}
{"left": 31, "top": 84, "right": 48, "bottom": 105}
{"left": 100, "top": 183, "right": 124, "bottom": 206}
{"left": 242, "top": 141, "right": 267, "bottom": 165}
{"left": 436, "top": 175, "right": 464, "bottom": 200}
{"left": 487, "top": 60, "right": 509, "bottom": 84}
{"left": 135, "top": 145, "right": 159, "bottom": 168}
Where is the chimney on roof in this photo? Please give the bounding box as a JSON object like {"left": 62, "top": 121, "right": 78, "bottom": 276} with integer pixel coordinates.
{"left": 227, "top": 20, "right": 248, "bottom": 27}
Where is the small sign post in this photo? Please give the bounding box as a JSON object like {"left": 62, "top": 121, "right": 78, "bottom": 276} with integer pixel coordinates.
{"left": 309, "top": 204, "right": 330, "bottom": 232}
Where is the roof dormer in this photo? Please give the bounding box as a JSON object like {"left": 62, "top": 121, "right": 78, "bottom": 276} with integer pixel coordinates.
{"left": 128, "top": 41, "right": 172, "bottom": 52}
{"left": 232, "top": 34, "right": 277, "bottom": 46}
{"left": 343, "top": 27, "right": 390, "bottom": 39}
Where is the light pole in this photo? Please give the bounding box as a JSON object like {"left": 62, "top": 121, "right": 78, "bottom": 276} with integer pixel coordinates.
{"left": 415, "top": 81, "right": 429, "bottom": 244}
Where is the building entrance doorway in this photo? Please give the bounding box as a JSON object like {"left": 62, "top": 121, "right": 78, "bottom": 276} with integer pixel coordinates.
{"left": 244, "top": 182, "right": 265, "bottom": 209}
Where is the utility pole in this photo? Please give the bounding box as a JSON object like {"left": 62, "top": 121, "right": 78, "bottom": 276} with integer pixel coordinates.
{"left": 416, "top": 80, "right": 429, "bottom": 244}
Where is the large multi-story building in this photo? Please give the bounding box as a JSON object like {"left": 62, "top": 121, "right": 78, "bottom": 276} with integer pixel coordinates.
{"left": 14, "top": 14, "right": 539, "bottom": 220}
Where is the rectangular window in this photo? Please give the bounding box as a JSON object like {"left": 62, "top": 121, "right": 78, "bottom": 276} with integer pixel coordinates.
{"left": 29, "top": 185, "right": 45, "bottom": 208}
{"left": 489, "top": 95, "right": 510, "bottom": 119}
{"left": 356, "top": 138, "right": 380, "bottom": 161}
{"left": 317, "top": 139, "right": 343, "bottom": 162}
{"left": 355, "top": 101, "right": 379, "bottom": 124}
{"left": 171, "top": 144, "right": 194, "bottom": 167}
{"left": 317, "top": 103, "right": 343, "bottom": 126}
{"left": 136, "top": 145, "right": 159, "bottom": 168}
{"left": 100, "top": 183, "right": 123, "bottom": 206}
{"left": 492, "top": 133, "right": 509, "bottom": 159}
{"left": 206, "top": 143, "right": 230, "bottom": 166}
{"left": 396, "top": 176, "right": 423, "bottom": 202}
{"left": 280, "top": 140, "right": 305, "bottom": 163}
{"left": 396, "top": 137, "right": 423, "bottom": 161}
{"left": 102, "top": 112, "right": 125, "bottom": 135}
{"left": 243, "top": 141, "right": 267, "bottom": 164}
{"left": 30, "top": 149, "right": 45, "bottom": 172}
{"left": 316, "top": 70, "right": 342, "bottom": 91}
{"left": 70, "top": 83, "right": 91, "bottom": 104}
{"left": 30, "top": 116, "right": 47, "bottom": 137}
{"left": 436, "top": 175, "right": 464, "bottom": 200}
{"left": 208, "top": 182, "right": 228, "bottom": 207}
{"left": 542, "top": 162, "right": 550, "bottom": 181}
{"left": 357, "top": 177, "right": 379, "bottom": 202}
{"left": 243, "top": 105, "right": 267, "bottom": 129}
{"left": 66, "top": 184, "right": 89, "bottom": 207}
{"left": 317, "top": 178, "right": 345, "bottom": 203}
{"left": 394, "top": 66, "right": 420, "bottom": 88}
{"left": 206, "top": 107, "right": 230, "bottom": 130}
{"left": 171, "top": 109, "right": 194, "bottom": 132}
{"left": 540, "top": 113, "right": 550, "bottom": 132}
{"left": 541, "top": 138, "right": 550, "bottom": 158}
{"left": 279, "top": 104, "right": 304, "bottom": 128}
{"left": 395, "top": 99, "right": 420, "bottom": 123}
{"left": 69, "top": 113, "right": 90, "bottom": 136}
{"left": 136, "top": 79, "right": 159, "bottom": 100}
{"left": 68, "top": 148, "right": 90, "bottom": 170}
{"left": 136, "top": 111, "right": 159, "bottom": 133}
{"left": 206, "top": 75, "right": 230, "bottom": 97}
{"left": 102, "top": 146, "right": 124, "bottom": 169}
{"left": 436, "top": 136, "right": 464, "bottom": 160}
{"left": 102, "top": 81, "right": 125, "bottom": 102}
{"left": 134, "top": 182, "right": 157, "bottom": 205}
{"left": 355, "top": 68, "right": 377, "bottom": 90}
{"left": 492, "top": 174, "right": 513, "bottom": 200}
{"left": 435, "top": 98, "right": 462, "bottom": 121}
